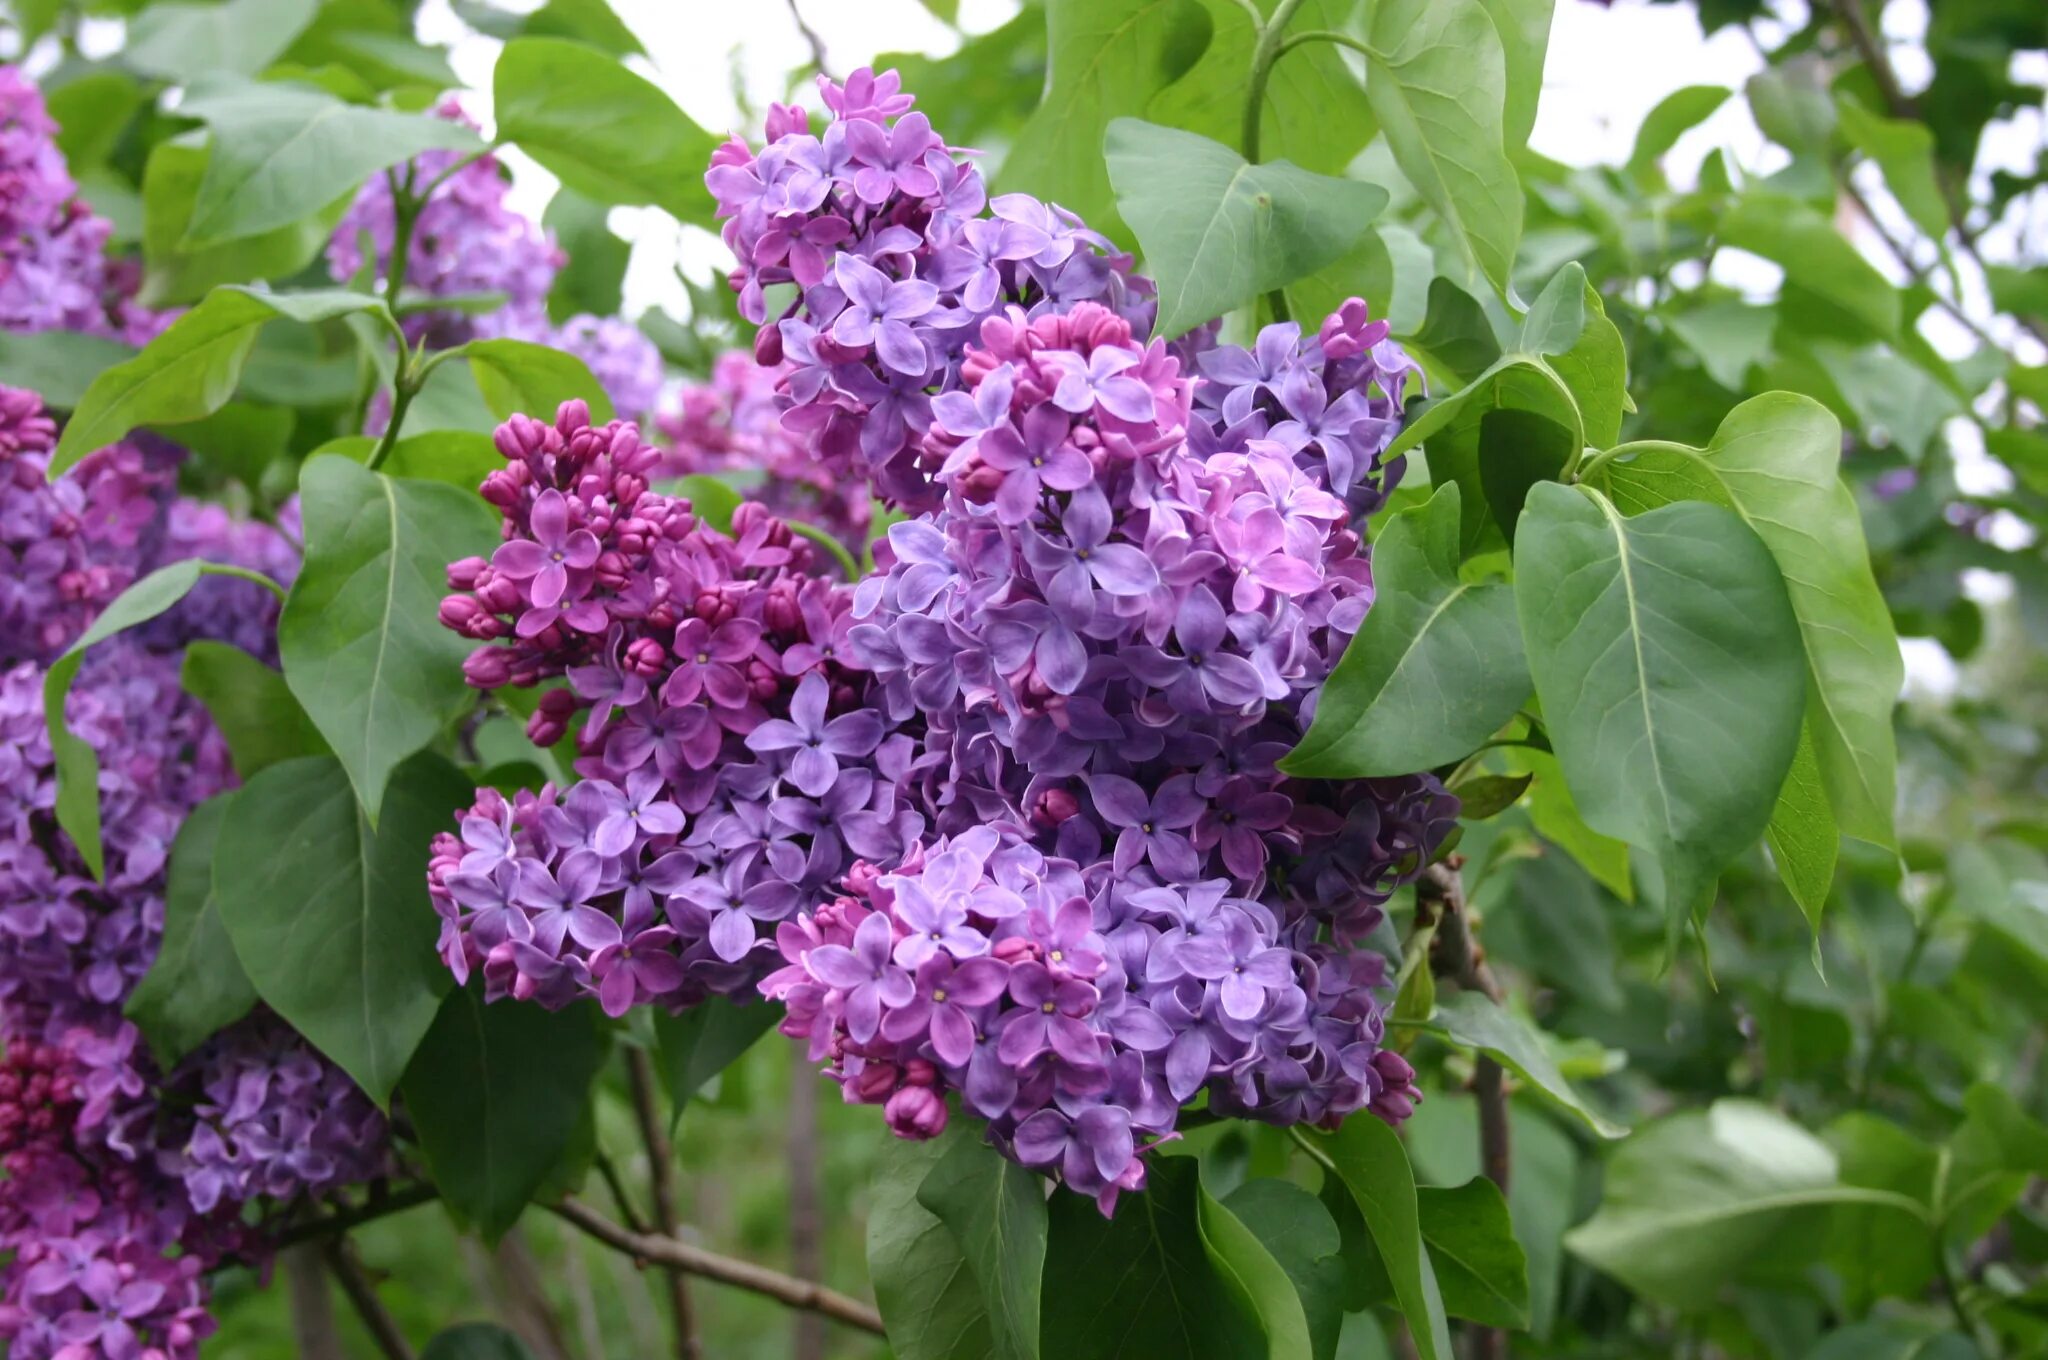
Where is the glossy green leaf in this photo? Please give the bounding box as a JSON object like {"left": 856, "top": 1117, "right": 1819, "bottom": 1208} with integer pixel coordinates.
{"left": 124, "top": 0, "right": 318, "bottom": 83}
{"left": 1197, "top": 1174, "right": 1316, "bottom": 1360}
{"left": 176, "top": 77, "right": 481, "bottom": 246}
{"left": 124, "top": 794, "right": 257, "bottom": 1065}
{"left": 459, "top": 337, "right": 613, "bottom": 424}
{"left": 277, "top": 455, "right": 498, "bottom": 821}
{"left": 214, "top": 753, "right": 469, "bottom": 1105}
{"left": 1403, "top": 276, "right": 1504, "bottom": 388}
{"left": 997, "top": 0, "right": 1214, "bottom": 238}
{"left": 403, "top": 988, "right": 608, "bottom": 1240}
{"left": 1477, "top": 406, "right": 1578, "bottom": 545}
{"left": 917, "top": 1131, "right": 1048, "bottom": 1360}
{"left": 1284, "top": 484, "right": 1527, "bottom": 777}
{"left": 545, "top": 188, "right": 628, "bottom": 323}
{"left": 1508, "top": 749, "right": 1633, "bottom": 901}
{"left": 180, "top": 640, "right": 330, "bottom": 778}
{"left": 1663, "top": 299, "right": 1774, "bottom": 391}
{"left": 493, "top": 38, "right": 717, "bottom": 225}
{"left": 868, "top": 1126, "right": 997, "bottom": 1360}
{"left": 1426, "top": 991, "right": 1627, "bottom": 1137}
{"left": 1222, "top": 1180, "right": 1346, "bottom": 1360}
{"left": 1564, "top": 1100, "right": 1927, "bottom": 1309}
{"left": 326, "top": 429, "right": 504, "bottom": 491}
{"left": 1040, "top": 1155, "right": 1271, "bottom": 1359}
{"left": 1360, "top": 0, "right": 1523, "bottom": 290}
{"left": 1584, "top": 393, "right": 1902, "bottom": 850}
{"left": 651, "top": 999, "right": 781, "bottom": 1113}
{"left": 43, "top": 559, "right": 281, "bottom": 879}
{"left": 523, "top": 0, "right": 646, "bottom": 56}
{"left": 1417, "top": 1178, "right": 1529, "bottom": 1329}
{"left": 48, "top": 71, "right": 143, "bottom": 171}
{"left": 1106, "top": 119, "right": 1386, "bottom": 339}
{"left": 141, "top": 136, "right": 352, "bottom": 305}
{"left": 0, "top": 328, "right": 135, "bottom": 410}
{"left": 1447, "top": 772, "right": 1532, "bottom": 821}
{"left": 51, "top": 285, "right": 391, "bottom": 475}
{"left": 1513, "top": 483, "right": 1806, "bottom": 931}
{"left": 1307, "top": 1116, "right": 1452, "bottom": 1360}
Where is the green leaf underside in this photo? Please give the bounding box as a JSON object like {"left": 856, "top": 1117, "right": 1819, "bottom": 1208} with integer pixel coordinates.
{"left": 1285, "top": 483, "right": 1528, "bottom": 777}
{"left": 403, "top": 988, "right": 608, "bottom": 1240}
{"left": 1104, "top": 118, "right": 1386, "bottom": 339}
{"left": 1222, "top": 1179, "right": 1347, "bottom": 1360}
{"left": 1512, "top": 483, "right": 1807, "bottom": 935}
{"left": 1418, "top": 1178, "right": 1531, "bottom": 1329}
{"left": 277, "top": 455, "right": 498, "bottom": 822}
{"left": 125, "top": 794, "right": 257, "bottom": 1065}
{"left": 650, "top": 999, "right": 783, "bottom": 1115}
{"left": 868, "top": 1128, "right": 999, "bottom": 1360}
{"left": 213, "top": 753, "right": 469, "bottom": 1106}
{"left": 180, "top": 641, "right": 330, "bottom": 778}
{"left": 459, "top": 336, "right": 614, "bottom": 424}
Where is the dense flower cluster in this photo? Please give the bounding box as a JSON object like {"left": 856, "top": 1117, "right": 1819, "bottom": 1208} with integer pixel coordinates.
{"left": 327, "top": 100, "right": 666, "bottom": 419}
{"left": 429, "top": 399, "right": 918, "bottom": 1011}
{"left": 0, "top": 67, "right": 161, "bottom": 343}
{"left": 426, "top": 65, "right": 1452, "bottom": 1212}
{"left": 706, "top": 66, "right": 1154, "bottom": 506}
{"left": 0, "top": 71, "right": 387, "bottom": 1348}
{"left": 755, "top": 298, "right": 1446, "bottom": 1206}
{"left": 654, "top": 350, "right": 873, "bottom": 553}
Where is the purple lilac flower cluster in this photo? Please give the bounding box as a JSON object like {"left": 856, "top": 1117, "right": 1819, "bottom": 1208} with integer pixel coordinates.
{"left": 653, "top": 350, "right": 873, "bottom": 553}
{"left": 754, "top": 299, "right": 1447, "bottom": 1209}
{"left": 705, "top": 67, "right": 1154, "bottom": 507}
{"left": 326, "top": 100, "right": 666, "bottom": 420}
{"left": 0, "top": 67, "right": 162, "bottom": 343}
{"left": 429, "top": 399, "right": 921, "bottom": 1012}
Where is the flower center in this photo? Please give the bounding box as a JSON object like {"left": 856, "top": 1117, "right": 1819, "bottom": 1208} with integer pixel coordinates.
{"left": 932, "top": 988, "right": 948, "bottom": 1003}
{"left": 1041, "top": 1001, "right": 1056, "bottom": 1014}
{"left": 696, "top": 651, "right": 711, "bottom": 664}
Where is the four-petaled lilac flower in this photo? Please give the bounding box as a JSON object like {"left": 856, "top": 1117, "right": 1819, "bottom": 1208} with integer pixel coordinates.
{"left": 1194, "top": 777, "right": 1293, "bottom": 881}
{"left": 979, "top": 404, "right": 1092, "bottom": 524}
{"left": 593, "top": 768, "right": 686, "bottom": 857}
{"left": 1013, "top": 1104, "right": 1135, "bottom": 1191}
{"left": 1123, "top": 586, "right": 1266, "bottom": 712}
{"left": 888, "top": 873, "right": 992, "bottom": 970}
{"left": 1022, "top": 486, "right": 1159, "bottom": 623}
{"left": 590, "top": 924, "right": 687, "bottom": 1016}
{"left": 829, "top": 254, "right": 937, "bottom": 375}
{"left": 1178, "top": 913, "right": 1297, "bottom": 1020}
{"left": 805, "top": 912, "right": 914, "bottom": 1041}
{"left": 1045, "top": 346, "right": 1155, "bottom": 423}
{"left": 514, "top": 849, "right": 612, "bottom": 955}
{"left": 665, "top": 616, "right": 762, "bottom": 707}
{"left": 843, "top": 111, "right": 941, "bottom": 203}
{"left": 931, "top": 362, "right": 1016, "bottom": 447}
{"left": 997, "top": 961, "right": 1100, "bottom": 1066}
{"left": 881, "top": 954, "right": 1009, "bottom": 1065}
{"left": 745, "top": 672, "right": 884, "bottom": 797}
{"left": 1086, "top": 773, "right": 1205, "bottom": 881}
{"left": 491, "top": 489, "right": 598, "bottom": 609}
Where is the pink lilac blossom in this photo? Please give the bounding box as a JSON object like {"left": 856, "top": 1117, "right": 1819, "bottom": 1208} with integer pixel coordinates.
{"left": 428, "top": 400, "right": 922, "bottom": 1013}
{"left": 0, "top": 67, "right": 162, "bottom": 344}
{"left": 653, "top": 350, "right": 873, "bottom": 555}
{"left": 704, "top": 66, "right": 1155, "bottom": 507}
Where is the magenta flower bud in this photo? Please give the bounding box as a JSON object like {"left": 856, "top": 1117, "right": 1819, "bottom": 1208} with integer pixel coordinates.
{"left": 557, "top": 398, "right": 592, "bottom": 433}
{"left": 463, "top": 647, "right": 513, "bottom": 689}
{"left": 852, "top": 1061, "right": 900, "bottom": 1103}
{"left": 1371, "top": 1049, "right": 1415, "bottom": 1088}
{"left": 1032, "top": 787, "right": 1081, "bottom": 827}
{"left": 992, "top": 936, "right": 1039, "bottom": 965}
{"left": 885, "top": 1085, "right": 948, "bottom": 1140}
{"left": 901, "top": 1058, "right": 937, "bottom": 1088}
{"left": 438, "top": 594, "right": 481, "bottom": 631}
{"left": 625, "top": 637, "right": 667, "bottom": 678}
{"left": 480, "top": 469, "right": 525, "bottom": 510}
{"left": 753, "top": 322, "right": 784, "bottom": 366}
{"left": 1369, "top": 1089, "right": 1416, "bottom": 1124}
{"left": 527, "top": 688, "right": 578, "bottom": 746}
{"left": 447, "top": 555, "right": 488, "bottom": 590}
{"left": 477, "top": 575, "right": 522, "bottom": 614}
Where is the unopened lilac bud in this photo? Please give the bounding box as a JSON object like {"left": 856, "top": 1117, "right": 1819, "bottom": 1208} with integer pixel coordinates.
{"left": 463, "top": 647, "right": 513, "bottom": 689}
{"left": 754, "top": 323, "right": 784, "bottom": 366}
{"left": 852, "top": 1061, "right": 900, "bottom": 1103}
{"left": 446, "top": 556, "right": 488, "bottom": 590}
{"left": 992, "top": 936, "right": 1039, "bottom": 965}
{"left": 527, "top": 688, "right": 578, "bottom": 746}
{"left": 625, "top": 637, "right": 667, "bottom": 677}
{"left": 556, "top": 398, "right": 592, "bottom": 433}
{"left": 1032, "top": 787, "right": 1081, "bottom": 827}
{"left": 885, "top": 1085, "right": 948, "bottom": 1140}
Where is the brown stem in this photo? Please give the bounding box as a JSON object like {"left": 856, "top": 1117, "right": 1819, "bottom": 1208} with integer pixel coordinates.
{"left": 283, "top": 1245, "right": 346, "bottom": 1360}
{"left": 550, "top": 1199, "right": 886, "bottom": 1335}
{"left": 1422, "top": 861, "right": 1510, "bottom": 1360}
{"left": 627, "top": 1047, "right": 701, "bottom": 1360}
{"left": 274, "top": 1184, "right": 438, "bottom": 1248}
{"left": 323, "top": 1239, "right": 415, "bottom": 1360}
{"left": 495, "top": 1229, "right": 577, "bottom": 1360}
{"left": 785, "top": 0, "right": 832, "bottom": 80}
{"left": 787, "top": 1062, "right": 827, "bottom": 1360}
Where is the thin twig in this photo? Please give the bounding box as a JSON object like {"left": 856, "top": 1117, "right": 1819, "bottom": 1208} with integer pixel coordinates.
{"left": 283, "top": 1244, "right": 346, "bottom": 1360}
{"left": 550, "top": 1199, "right": 887, "bottom": 1335}
{"left": 1422, "top": 860, "right": 1510, "bottom": 1360}
{"left": 594, "top": 1151, "right": 652, "bottom": 1236}
{"left": 627, "top": 1048, "right": 701, "bottom": 1360}
{"left": 323, "top": 1239, "right": 415, "bottom": 1360}
{"left": 785, "top": 0, "right": 831, "bottom": 81}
